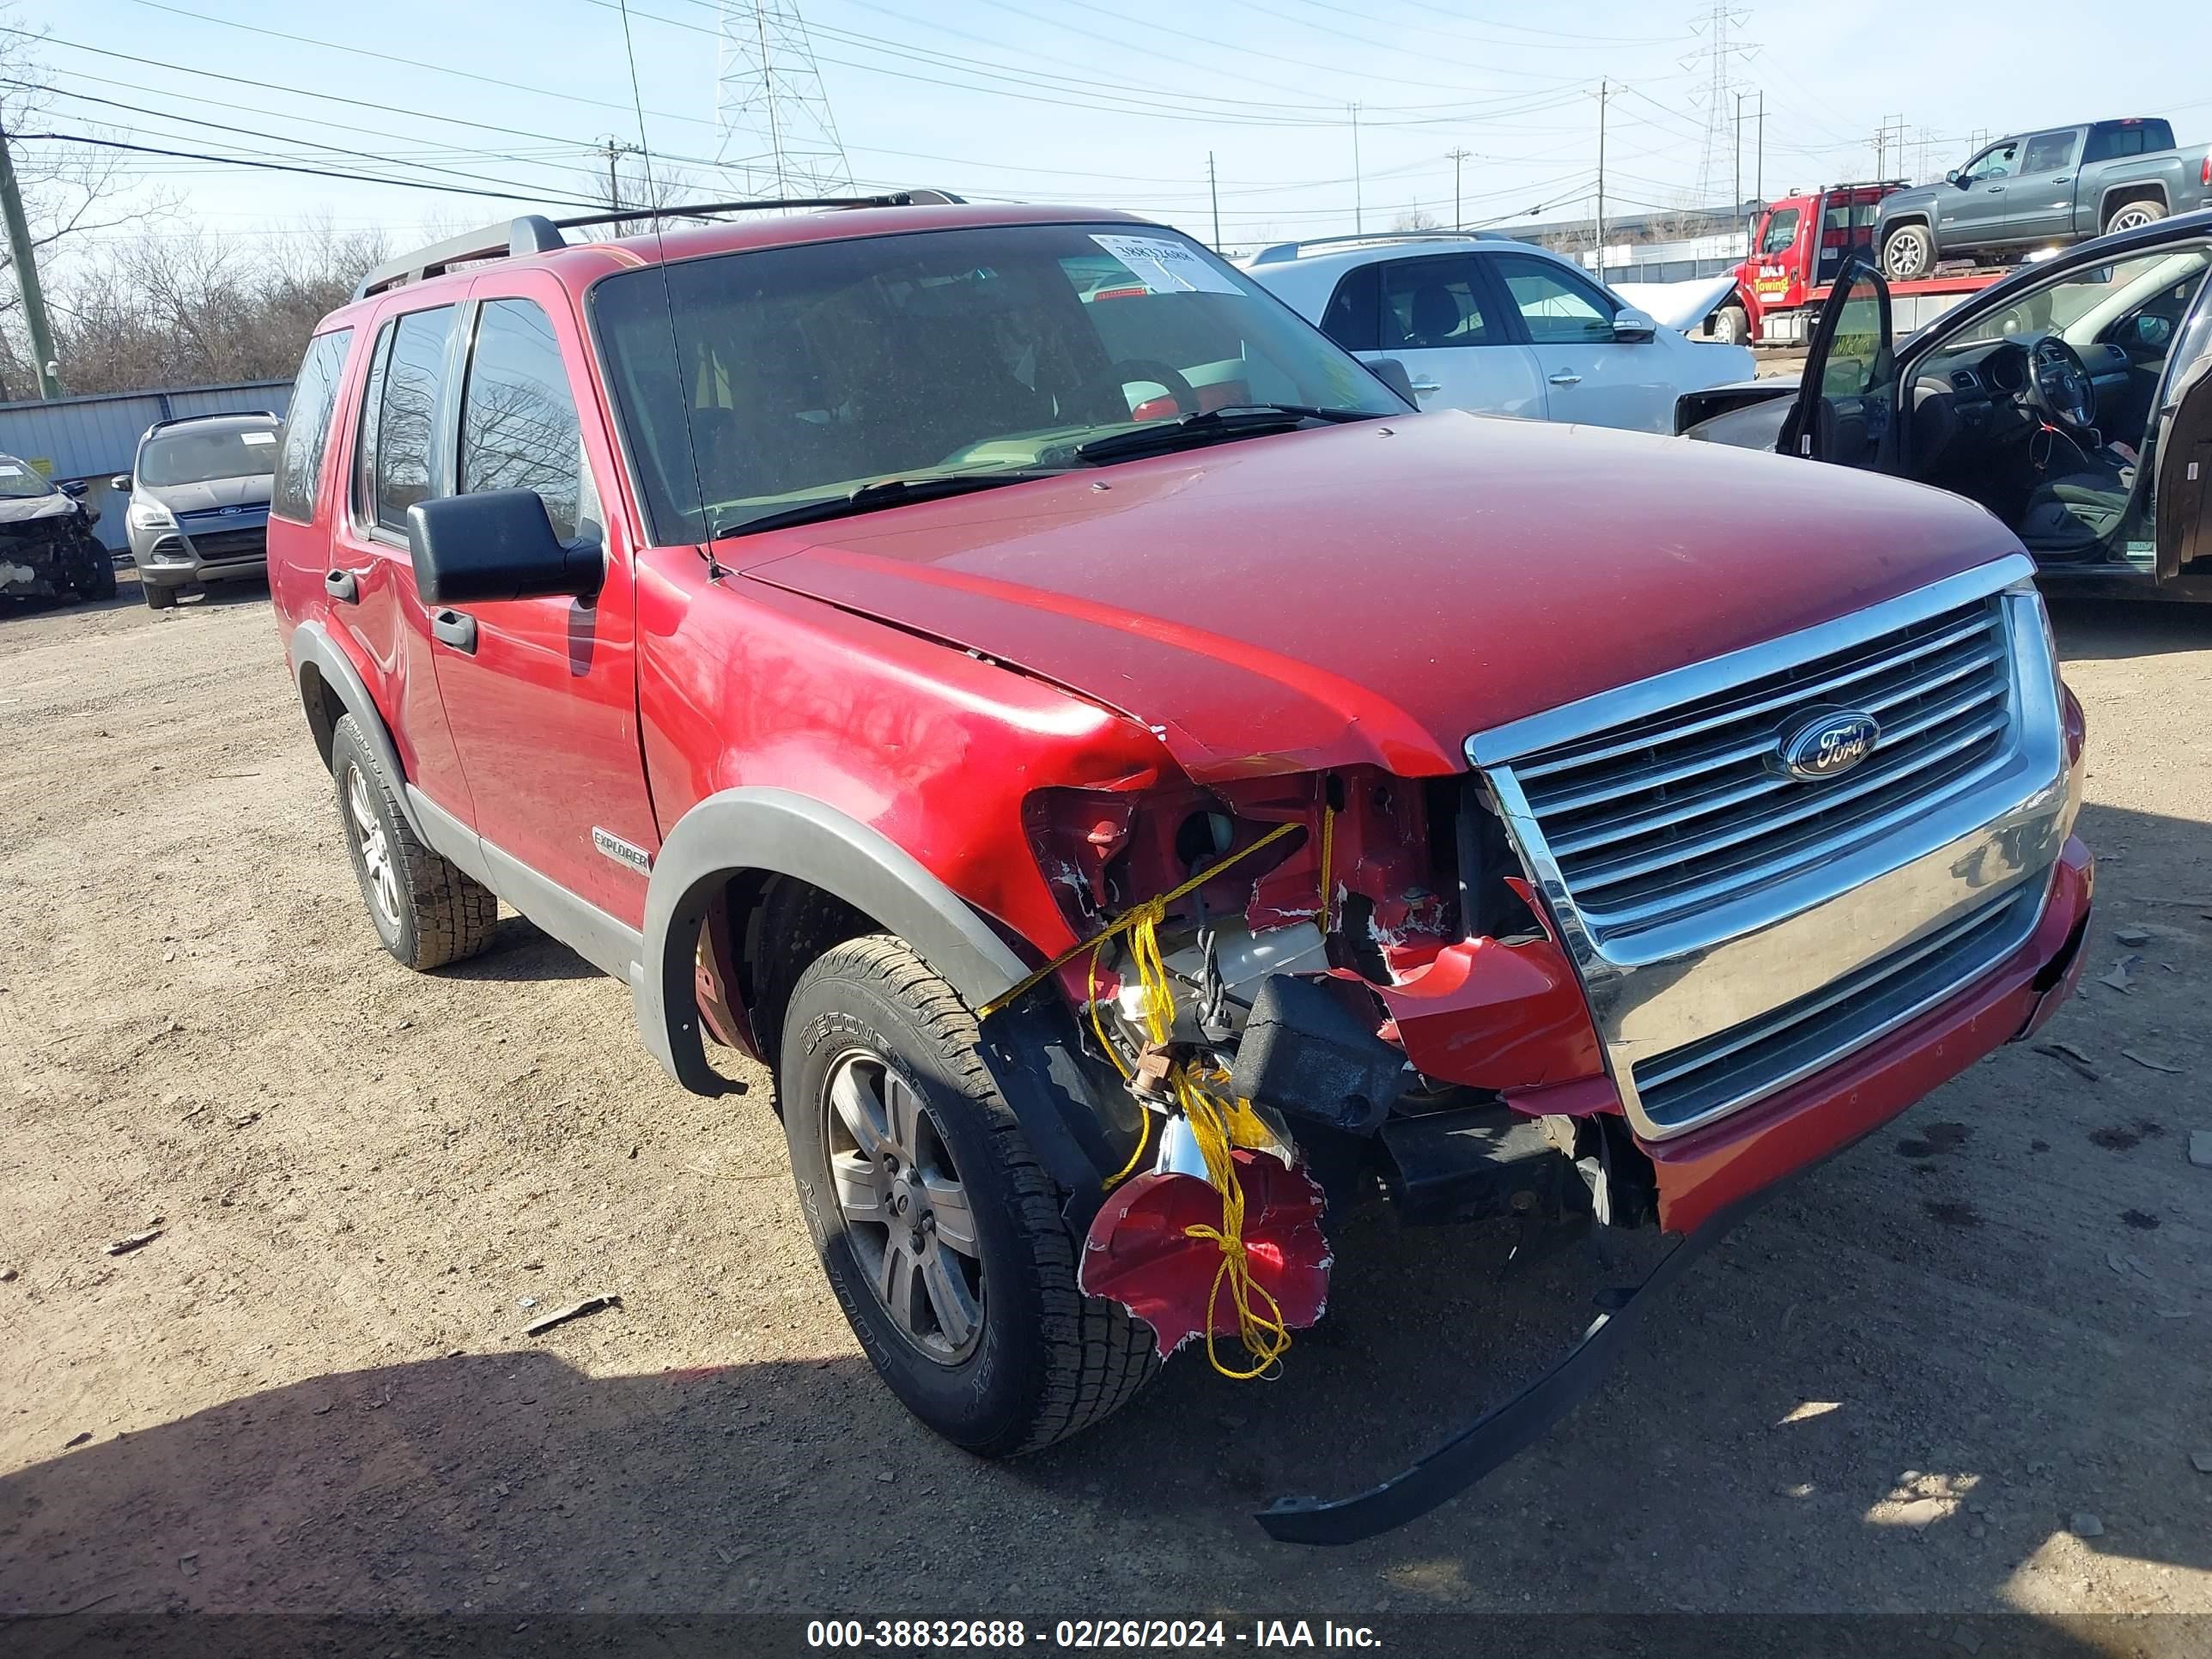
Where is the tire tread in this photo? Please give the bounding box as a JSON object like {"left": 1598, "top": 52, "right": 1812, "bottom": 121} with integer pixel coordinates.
{"left": 797, "top": 934, "right": 1158, "bottom": 1454}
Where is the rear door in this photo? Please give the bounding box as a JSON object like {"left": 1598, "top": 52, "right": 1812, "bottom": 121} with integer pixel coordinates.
{"left": 331, "top": 302, "right": 474, "bottom": 821}
{"left": 1784, "top": 258, "right": 1899, "bottom": 471}
{"left": 2006, "top": 129, "right": 2084, "bottom": 244}
{"left": 1368, "top": 253, "right": 1546, "bottom": 418}
{"left": 1485, "top": 250, "right": 1677, "bottom": 431}
{"left": 422, "top": 275, "right": 661, "bottom": 926}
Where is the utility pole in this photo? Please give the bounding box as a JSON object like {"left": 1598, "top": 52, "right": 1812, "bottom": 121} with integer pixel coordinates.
{"left": 1446, "top": 147, "right": 1471, "bottom": 230}
{"left": 596, "top": 136, "right": 640, "bottom": 210}
{"left": 1733, "top": 90, "right": 1743, "bottom": 211}
{"left": 1349, "top": 103, "right": 1363, "bottom": 235}
{"left": 0, "top": 106, "right": 60, "bottom": 400}
{"left": 1756, "top": 92, "right": 1765, "bottom": 199}
{"left": 1207, "top": 151, "right": 1220, "bottom": 250}
{"left": 1595, "top": 79, "right": 1607, "bottom": 276}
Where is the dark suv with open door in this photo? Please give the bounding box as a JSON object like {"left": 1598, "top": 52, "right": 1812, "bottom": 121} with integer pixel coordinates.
{"left": 1681, "top": 208, "right": 2212, "bottom": 601}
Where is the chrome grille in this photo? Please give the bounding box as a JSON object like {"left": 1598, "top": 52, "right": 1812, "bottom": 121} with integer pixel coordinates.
{"left": 1508, "top": 597, "right": 2012, "bottom": 936}
{"left": 1629, "top": 883, "right": 2043, "bottom": 1132}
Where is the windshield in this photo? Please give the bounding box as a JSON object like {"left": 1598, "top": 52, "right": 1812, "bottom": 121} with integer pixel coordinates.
{"left": 0, "top": 455, "right": 53, "bottom": 499}
{"left": 137, "top": 422, "right": 281, "bottom": 487}
{"left": 591, "top": 222, "right": 1403, "bottom": 543}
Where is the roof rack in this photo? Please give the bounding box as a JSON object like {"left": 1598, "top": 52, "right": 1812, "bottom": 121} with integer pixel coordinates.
{"left": 352, "top": 189, "right": 967, "bottom": 301}
{"left": 1247, "top": 228, "right": 1510, "bottom": 266}
{"left": 143, "top": 410, "right": 279, "bottom": 436}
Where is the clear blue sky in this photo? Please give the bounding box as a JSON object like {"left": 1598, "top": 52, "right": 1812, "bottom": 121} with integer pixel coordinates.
{"left": 16, "top": 0, "right": 2212, "bottom": 258}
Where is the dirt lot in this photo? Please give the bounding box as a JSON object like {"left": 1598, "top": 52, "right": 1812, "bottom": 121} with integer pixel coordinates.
{"left": 3, "top": 573, "right": 2209, "bottom": 1641}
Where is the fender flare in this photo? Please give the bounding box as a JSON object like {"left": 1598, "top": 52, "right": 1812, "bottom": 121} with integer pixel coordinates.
{"left": 633, "top": 788, "right": 1115, "bottom": 1200}
{"left": 2097, "top": 181, "right": 2167, "bottom": 226}
{"left": 289, "top": 619, "right": 425, "bottom": 841}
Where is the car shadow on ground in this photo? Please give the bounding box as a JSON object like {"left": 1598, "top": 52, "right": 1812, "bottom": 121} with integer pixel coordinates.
{"left": 2049, "top": 593, "right": 2212, "bottom": 661}
{"left": 443, "top": 915, "right": 605, "bottom": 983}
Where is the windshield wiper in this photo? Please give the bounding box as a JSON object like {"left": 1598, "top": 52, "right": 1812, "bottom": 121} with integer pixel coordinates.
{"left": 711, "top": 469, "right": 1069, "bottom": 540}
{"left": 1071, "top": 404, "right": 1381, "bottom": 464}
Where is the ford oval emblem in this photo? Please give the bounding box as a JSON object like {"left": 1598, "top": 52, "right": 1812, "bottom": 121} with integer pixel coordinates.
{"left": 1776, "top": 708, "right": 1881, "bottom": 781}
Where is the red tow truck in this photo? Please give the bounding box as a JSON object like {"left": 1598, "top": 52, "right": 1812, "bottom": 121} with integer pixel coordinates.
{"left": 1716, "top": 180, "right": 2011, "bottom": 347}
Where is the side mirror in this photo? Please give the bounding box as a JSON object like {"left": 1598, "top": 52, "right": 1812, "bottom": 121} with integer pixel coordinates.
{"left": 404, "top": 490, "right": 602, "bottom": 606}
{"left": 1612, "top": 307, "right": 1658, "bottom": 343}
{"left": 110, "top": 474, "right": 131, "bottom": 491}
{"left": 1946, "top": 169, "right": 1964, "bottom": 186}
{"left": 58, "top": 479, "right": 88, "bottom": 499}
{"left": 1365, "top": 356, "right": 1418, "bottom": 404}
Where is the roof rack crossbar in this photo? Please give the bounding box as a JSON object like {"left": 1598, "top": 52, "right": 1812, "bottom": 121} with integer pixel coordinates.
{"left": 1249, "top": 228, "right": 1509, "bottom": 265}
{"left": 352, "top": 190, "right": 966, "bottom": 301}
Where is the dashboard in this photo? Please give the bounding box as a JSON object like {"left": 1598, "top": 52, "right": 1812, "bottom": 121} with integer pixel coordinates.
{"left": 1906, "top": 334, "right": 2133, "bottom": 476}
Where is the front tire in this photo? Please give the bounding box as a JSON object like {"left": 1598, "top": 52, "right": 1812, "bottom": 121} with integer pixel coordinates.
{"left": 780, "top": 935, "right": 1158, "bottom": 1457}
{"left": 1881, "top": 224, "right": 1934, "bottom": 280}
{"left": 1711, "top": 303, "right": 1749, "bottom": 349}
{"left": 328, "top": 714, "right": 496, "bottom": 970}
{"left": 2104, "top": 199, "right": 2166, "bottom": 235}
{"left": 142, "top": 580, "right": 178, "bottom": 611}
{"left": 75, "top": 539, "right": 117, "bottom": 602}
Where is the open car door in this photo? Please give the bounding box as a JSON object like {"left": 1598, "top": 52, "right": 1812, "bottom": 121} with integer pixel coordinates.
{"left": 2152, "top": 323, "right": 2212, "bottom": 583}
{"left": 1780, "top": 258, "right": 1897, "bottom": 471}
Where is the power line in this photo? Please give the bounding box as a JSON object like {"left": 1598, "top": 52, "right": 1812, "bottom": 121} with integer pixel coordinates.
{"left": 17, "top": 132, "right": 605, "bottom": 207}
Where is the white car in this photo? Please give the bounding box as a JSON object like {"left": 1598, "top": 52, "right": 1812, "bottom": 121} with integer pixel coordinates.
{"left": 1241, "top": 233, "right": 1755, "bottom": 433}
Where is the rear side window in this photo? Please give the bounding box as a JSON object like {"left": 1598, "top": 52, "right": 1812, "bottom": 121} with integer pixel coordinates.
{"left": 2021, "top": 131, "right": 2080, "bottom": 174}
{"left": 2085, "top": 120, "right": 2173, "bottom": 163}
{"left": 272, "top": 328, "right": 352, "bottom": 524}
{"left": 459, "top": 299, "right": 583, "bottom": 542}
{"left": 1381, "top": 257, "right": 1496, "bottom": 349}
{"left": 358, "top": 306, "right": 456, "bottom": 536}
{"left": 1318, "top": 263, "right": 1381, "bottom": 352}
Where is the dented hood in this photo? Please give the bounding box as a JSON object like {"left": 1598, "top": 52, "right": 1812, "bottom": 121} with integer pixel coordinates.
{"left": 740, "top": 411, "right": 2021, "bottom": 781}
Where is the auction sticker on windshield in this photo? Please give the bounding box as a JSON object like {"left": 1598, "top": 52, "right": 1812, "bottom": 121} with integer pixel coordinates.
{"left": 1090, "top": 233, "right": 1240, "bottom": 295}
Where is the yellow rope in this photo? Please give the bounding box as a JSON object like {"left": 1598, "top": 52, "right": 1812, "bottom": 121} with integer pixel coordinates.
{"left": 975, "top": 819, "right": 1303, "bottom": 1020}
{"left": 991, "top": 808, "right": 1330, "bottom": 1379}
{"left": 1314, "top": 799, "right": 1335, "bottom": 929}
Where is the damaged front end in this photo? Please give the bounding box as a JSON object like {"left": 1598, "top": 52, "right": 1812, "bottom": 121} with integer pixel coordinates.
{"left": 990, "top": 765, "right": 1677, "bottom": 1537}
{"left": 0, "top": 492, "right": 108, "bottom": 601}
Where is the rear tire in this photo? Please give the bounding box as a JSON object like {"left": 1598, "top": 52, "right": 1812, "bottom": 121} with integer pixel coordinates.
{"left": 142, "top": 580, "right": 178, "bottom": 611}
{"left": 328, "top": 713, "right": 497, "bottom": 970}
{"left": 2104, "top": 199, "right": 2166, "bottom": 235}
{"left": 1881, "top": 224, "right": 1934, "bottom": 280}
{"left": 780, "top": 934, "right": 1158, "bottom": 1457}
{"left": 1711, "top": 303, "right": 1749, "bottom": 349}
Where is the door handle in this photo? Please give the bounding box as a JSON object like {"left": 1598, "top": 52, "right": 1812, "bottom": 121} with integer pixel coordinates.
{"left": 1409, "top": 380, "right": 1442, "bottom": 395}
{"left": 324, "top": 568, "right": 361, "bottom": 604}
{"left": 1547, "top": 371, "right": 1583, "bottom": 386}
{"left": 431, "top": 608, "right": 477, "bottom": 654}
{"left": 2051, "top": 175, "right": 2070, "bottom": 184}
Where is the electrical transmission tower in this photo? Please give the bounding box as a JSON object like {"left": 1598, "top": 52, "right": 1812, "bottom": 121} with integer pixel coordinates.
{"left": 1683, "top": 5, "right": 1757, "bottom": 208}
{"left": 716, "top": 0, "right": 854, "bottom": 198}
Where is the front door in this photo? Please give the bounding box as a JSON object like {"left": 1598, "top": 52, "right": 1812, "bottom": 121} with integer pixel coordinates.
{"left": 1370, "top": 253, "right": 1547, "bottom": 420}
{"left": 1942, "top": 139, "right": 2021, "bottom": 245}
{"left": 1486, "top": 251, "right": 1677, "bottom": 432}
{"left": 416, "top": 276, "right": 662, "bottom": 927}
{"left": 2006, "top": 129, "right": 2083, "bottom": 245}
{"left": 1785, "top": 258, "right": 1896, "bottom": 471}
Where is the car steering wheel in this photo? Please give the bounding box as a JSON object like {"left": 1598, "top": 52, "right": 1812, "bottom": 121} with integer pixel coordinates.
{"left": 2025, "top": 335, "right": 2098, "bottom": 432}
{"left": 1090, "top": 358, "right": 1200, "bottom": 420}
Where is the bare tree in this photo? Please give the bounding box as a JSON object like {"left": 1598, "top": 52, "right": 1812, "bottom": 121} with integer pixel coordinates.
{"left": 32, "top": 217, "right": 388, "bottom": 394}
{"left": 0, "top": 17, "right": 176, "bottom": 392}
{"left": 1391, "top": 206, "right": 1442, "bottom": 233}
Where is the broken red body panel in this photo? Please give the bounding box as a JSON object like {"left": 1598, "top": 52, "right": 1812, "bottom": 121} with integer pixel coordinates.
{"left": 1079, "top": 1153, "right": 1331, "bottom": 1359}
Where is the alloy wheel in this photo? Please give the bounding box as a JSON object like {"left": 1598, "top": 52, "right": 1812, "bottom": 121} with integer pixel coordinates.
{"left": 346, "top": 764, "right": 403, "bottom": 933}
{"left": 821, "top": 1048, "right": 985, "bottom": 1364}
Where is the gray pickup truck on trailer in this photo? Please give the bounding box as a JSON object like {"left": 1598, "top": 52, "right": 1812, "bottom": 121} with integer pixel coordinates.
{"left": 1877, "top": 118, "right": 2212, "bottom": 278}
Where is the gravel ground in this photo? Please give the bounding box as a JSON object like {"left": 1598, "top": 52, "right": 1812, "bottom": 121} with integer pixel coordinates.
{"left": 2, "top": 574, "right": 2209, "bottom": 1642}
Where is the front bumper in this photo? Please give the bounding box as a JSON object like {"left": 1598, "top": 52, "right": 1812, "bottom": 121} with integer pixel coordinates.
{"left": 1261, "top": 836, "right": 2092, "bottom": 1545}
{"left": 1648, "top": 834, "right": 2091, "bottom": 1232}
{"left": 134, "top": 532, "right": 268, "bottom": 589}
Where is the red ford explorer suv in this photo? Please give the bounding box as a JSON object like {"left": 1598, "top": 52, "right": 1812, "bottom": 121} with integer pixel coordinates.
{"left": 268, "top": 196, "right": 2091, "bottom": 1543}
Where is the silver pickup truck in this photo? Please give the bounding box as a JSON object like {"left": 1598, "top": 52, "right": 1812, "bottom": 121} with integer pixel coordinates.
{"left": 1876, "top": 117, "right": 2212, "bottom": 278}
